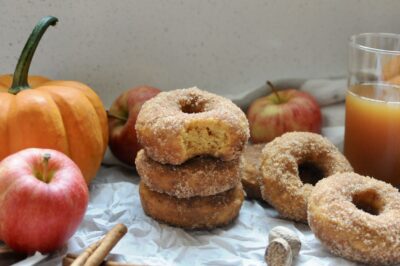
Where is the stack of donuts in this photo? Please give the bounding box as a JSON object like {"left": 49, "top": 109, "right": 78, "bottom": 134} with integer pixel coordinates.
{"left": 134, "top": 87, "right": 250, "bottom": 229}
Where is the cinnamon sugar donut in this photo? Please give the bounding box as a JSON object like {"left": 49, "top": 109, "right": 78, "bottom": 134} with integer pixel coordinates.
{"left": 139, "top": 182, "right": 244, "bottom": 229}
{"left": 308, "top": 173, "right": 400, "bottom": 265}
{"left": 240, "top": 143, "right": 264, "bottom": 199}
{"left": 260, "top": 132, "right": 353, "bottom": 222}
{"left": 135, "top": 87, "right": 249, "bottom": 165}
{"left": 135, "top": 149, "right": 241, "bottom": 198}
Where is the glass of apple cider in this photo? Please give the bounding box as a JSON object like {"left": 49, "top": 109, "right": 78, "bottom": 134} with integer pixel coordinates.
{"left": 345, "top": 33, "right": 400, "bottom": 186}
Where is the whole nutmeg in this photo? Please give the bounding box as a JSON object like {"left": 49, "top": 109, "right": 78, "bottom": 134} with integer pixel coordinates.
{"left": 269, "top": 226, "right": 301, "bottom": 257}
{"left": 265, "top": 237, "right": 292, "bottom": 266}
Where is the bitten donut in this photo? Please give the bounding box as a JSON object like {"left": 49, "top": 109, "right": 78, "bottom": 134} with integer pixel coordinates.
{"left": 240, "top": 143, "right": 264, "bottom": 199}
{"left": 308, "top": 173, "right": 400, "bottom": 265}
{"left": 135, "top": 87, "right": 249, "bottom": 165}
{"left": 139, "top": 182, "right": 244, "bottom": 229}
{"left": 260, "top": 132, "right": 353, "bottom": 222}
{"left": 135, "top": 149, "right": 241, "bottom": 198}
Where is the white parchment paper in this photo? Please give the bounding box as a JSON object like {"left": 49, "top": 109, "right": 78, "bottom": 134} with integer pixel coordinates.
{"left": 17, "top": 127, "right": 363, "bottom": 266}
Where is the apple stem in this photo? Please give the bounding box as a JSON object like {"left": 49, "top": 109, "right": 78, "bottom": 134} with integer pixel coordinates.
{"left": 267, "top": 81, "right": 282, "bottom": 103}
{"left": 106, "top": 110, "right": 128, "bottom": 122}
{"left": 42, "top": 153, "right": 51, "bottom": 183}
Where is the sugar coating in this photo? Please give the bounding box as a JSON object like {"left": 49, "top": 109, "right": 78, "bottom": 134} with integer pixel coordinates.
{"left": 259, "top": 132, "right": 353, "bottom": 222}
{"left": 136, "top": 149, "right": 241, "bottom": 198}
{"left": 240, "top": 143, "right": 265, "bottom": 199}
{"left": 135, "top": 87, "right": 249, "bottom": 165}
{"left": 308, "top": 173, "right": 400, "bottom": 265}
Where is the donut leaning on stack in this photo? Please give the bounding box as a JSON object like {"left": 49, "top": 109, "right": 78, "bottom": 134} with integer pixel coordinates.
{"left": 135, "top": 87, "right": 249, "bottom": 229}
{"left": 240, "top": 143, "right": 265, "bottom": 200}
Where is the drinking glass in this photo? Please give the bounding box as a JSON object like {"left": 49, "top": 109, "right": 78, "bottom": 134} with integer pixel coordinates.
{"left": 344, "top": 33, "right": 400, "bottom": 186}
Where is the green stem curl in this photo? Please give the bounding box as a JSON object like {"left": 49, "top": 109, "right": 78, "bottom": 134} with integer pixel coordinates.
{"left": 9, "top": 16, "right": 58, "bottom": 95}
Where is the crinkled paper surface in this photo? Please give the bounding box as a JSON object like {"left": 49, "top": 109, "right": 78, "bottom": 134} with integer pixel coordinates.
{"left": 16, "top": 127, "right": 363, "bottom": 266}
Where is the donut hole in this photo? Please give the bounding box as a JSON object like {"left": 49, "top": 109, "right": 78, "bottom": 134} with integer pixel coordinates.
{"left": 298, "top": 161, "right": 325, "bottom": 185}
{"left": 352, "top": 189, "right": 384, "bottom": 215}
{"left": 179, "top": 96, "right": 206, "bottom": 113}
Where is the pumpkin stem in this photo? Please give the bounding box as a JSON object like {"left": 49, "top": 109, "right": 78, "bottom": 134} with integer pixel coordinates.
{"left": 8, "top": 16, "right": 58, "bottom": 95}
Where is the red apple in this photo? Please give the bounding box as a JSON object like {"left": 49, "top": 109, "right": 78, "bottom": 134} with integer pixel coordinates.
{"left": 0, "top": 148, "right": 88, "bottom": 254}
{"left": 247, "top": 82, "right": 322, "bottom": 143}
{"left": 108, "top": 86, "right": 160, "bottom": 165}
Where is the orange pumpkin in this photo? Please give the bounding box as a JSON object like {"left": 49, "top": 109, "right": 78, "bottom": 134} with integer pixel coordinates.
{"left": 0, "top": 16, "right": 108, "bottom": 183}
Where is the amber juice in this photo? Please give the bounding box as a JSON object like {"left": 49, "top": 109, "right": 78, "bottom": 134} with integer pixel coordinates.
{"left": 344, "top": 83, "right": 400, "bottom": 186}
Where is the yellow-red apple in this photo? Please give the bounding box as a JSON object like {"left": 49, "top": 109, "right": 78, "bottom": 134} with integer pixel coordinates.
{"left": 108, "top": 86, "right": 160, "bottom": 165}
{"left": 247, "top": 83, "right": 322, "bottom": 143}
{"left": 0, "top": 148, "right": 88, "bottom": 254}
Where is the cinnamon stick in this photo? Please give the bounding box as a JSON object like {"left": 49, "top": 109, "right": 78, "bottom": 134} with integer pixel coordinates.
{"left": 70, "top": 239, "right": 102, "bottom": 266}
{"left": 63, "top": 253, "right": 143, "bottom": 266}
{"left": 65, "top": 223, "right": 128, "bottom": 266}
{"left": 83, "top": 223, "right": 127, "bottom": 266}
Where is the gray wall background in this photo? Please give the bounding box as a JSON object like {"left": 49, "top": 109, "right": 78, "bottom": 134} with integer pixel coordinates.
{"left": 1, "top": 0, "right": 399, "bottom": 106}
